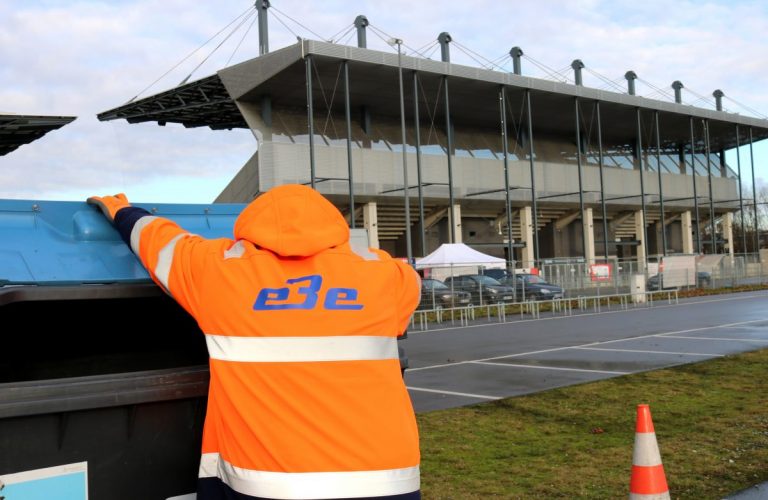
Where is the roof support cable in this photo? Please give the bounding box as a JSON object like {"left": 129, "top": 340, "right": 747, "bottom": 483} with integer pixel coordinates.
{"left": 270, "top": 4, "right": 327, "bottom": 41}
{"left": 270, "top": 9, "right": 301, "bottom": 39}
{"left": 452, "top": 40, "right": 505, "bottom": 71}
{"left": 127, "top": 4, "right": 255, "bottom": 102}
{"left": 338, "top": 28, "right": 357, "bottom": 47}
{"left": 579, "top": 100, "right": 597, "bottom": 162}
{"left": 724, "top": 96, "right": 768, "bottom": 120}
{"left": 584, "top": 68, "right": 626, "bottom": 93}
{"left": 366, "top": 24, "right": 398, "bottom": 49}
{"left": 423, "top": 44, "right": 440, "bottom": 60}
{"left": 451, "top": 43, "right": 490, "bottom": 70}
{"left": 504, "top": 91, "right": 526, "bottom": 159}
{"left": 493, "top": 56, "right": 513, "bottom": 74}
{"left": 644, "top": 89, "right": 666, "bottom": 100}
{"left": 226, "top": 10, "right": 260, "bottom": 66}
{"left": 413, "top": 39, "right": 437, "bottom": 56}
{"left": 636, "top": 77, "right": 674, "bottom": 102}
{"left": 489, "top": 52, "right": 509, "bottom": 66}
{"left": 179, "top": 8, "right": 258, "bottom": 86}
{"left": 497, "top": 61, "right": 512, "bottom": 73}
{"left": 689, "top": 96, "right": 713, "bottom": 108}
{"left": 555, "top": 64, "right": 573, "bottom": 79}
{"left": 417, "top": 76, "right": 445, "bottom": 153}
{"left": 684, "top": 86, "right": 719, "bottom": 109}
{"left": 367, "top": 24, "right": 427, "bottom": 59}
{"left": 328, "top": 23, "right": 354, "bottom": 43}
{"left": 313, "top": 61, "right": 343, "bottom": 140}
{"left": 411, "top": 41, "right": 439, "bottom": 60}
{"left": 521, "top": 54, "right": 569, "bottom": 83}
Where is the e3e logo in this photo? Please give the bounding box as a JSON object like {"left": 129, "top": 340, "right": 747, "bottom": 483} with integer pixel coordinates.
{"left": 253, "top": 274, "right": 364, "bottom": 311}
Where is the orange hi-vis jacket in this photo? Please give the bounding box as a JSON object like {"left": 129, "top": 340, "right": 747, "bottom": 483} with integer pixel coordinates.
{"left": 114, "top": 185, "right": 421, "bottom": 499}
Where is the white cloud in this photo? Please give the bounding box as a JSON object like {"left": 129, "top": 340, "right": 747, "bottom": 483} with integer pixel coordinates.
{"left": 1, "top": 0, "right": 767, "bottom": 202}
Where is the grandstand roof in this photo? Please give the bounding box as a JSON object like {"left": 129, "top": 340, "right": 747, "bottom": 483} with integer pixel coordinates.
{"left": 0, "top": 114, "right": 76, "bottom": 156}
{"left": 97, "top": 40, "right": 768, "bottom": 150}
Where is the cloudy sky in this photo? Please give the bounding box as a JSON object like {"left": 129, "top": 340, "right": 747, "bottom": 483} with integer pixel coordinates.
{"left": 1, "top": 0, "right": 767, "bottom": 203}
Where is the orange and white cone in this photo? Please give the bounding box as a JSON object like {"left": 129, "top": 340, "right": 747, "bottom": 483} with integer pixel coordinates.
{"left": 629, "top": 404, "right": 670, "bottom": 499}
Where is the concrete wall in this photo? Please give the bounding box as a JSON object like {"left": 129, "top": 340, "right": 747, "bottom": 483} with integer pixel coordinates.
{"left": 216, "top": 151, "right": 260, "bottom": 203}
{"left": 227, "top": 141, "right": 738, "bottom": 209}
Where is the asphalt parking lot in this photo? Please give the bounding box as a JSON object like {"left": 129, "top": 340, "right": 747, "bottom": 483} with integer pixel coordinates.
{"left": 402, "top": 291, "right": 768, "bottom": 412}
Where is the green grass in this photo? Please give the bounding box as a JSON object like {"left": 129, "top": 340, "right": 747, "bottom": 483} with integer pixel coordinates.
{"left": 417, "top": 348, "right": 768, "bottom": 499}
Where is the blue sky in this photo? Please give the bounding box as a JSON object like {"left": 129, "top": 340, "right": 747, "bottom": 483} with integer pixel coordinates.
{"left": 1, "top": 0, "right": 767, "bottom": 203}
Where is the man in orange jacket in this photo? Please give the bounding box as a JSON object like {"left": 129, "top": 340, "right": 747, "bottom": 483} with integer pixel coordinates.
{"left": 88, "top": 184, "right": 421, "bottom": 500}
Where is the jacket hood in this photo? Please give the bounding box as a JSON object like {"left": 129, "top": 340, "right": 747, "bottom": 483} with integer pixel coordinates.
{"left": 234, "top": 184, "right": 349, "bottom": 257}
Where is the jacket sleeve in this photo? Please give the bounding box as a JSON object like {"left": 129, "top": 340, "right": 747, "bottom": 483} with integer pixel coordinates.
{"left": 394, "top": 260, "right": 421, "bottom": 332}
{"left": 368, "top": 248, "right": 421, "bottom": 333}
{"left": 113, "top": 206, "right": 218, "bottom": 316}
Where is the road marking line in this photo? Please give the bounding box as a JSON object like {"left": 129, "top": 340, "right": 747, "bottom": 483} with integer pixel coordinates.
{"left": 406, "top": 361, "right": 472, "bottom": 372}
{"left": 406, "top": 318, "right": 768, "bottom": 372}
{"left": 406, "top": 386, "right": 499, "bottom": 400}
{"left": 471, "top": 360, "right": 628, "bottom": 375}
{"left": 661, "top": 335, "right": 768, "bottom": 343}
{"left": 573, "top": 347, "right": 723, "bottom": 357}
{"left": 653, "top": 318, "right": 768, "bottom": 337}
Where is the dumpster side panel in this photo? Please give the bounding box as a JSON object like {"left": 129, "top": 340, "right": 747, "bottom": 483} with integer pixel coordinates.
{"left": 0, "top": 398, "right": 205, "bottom": 499}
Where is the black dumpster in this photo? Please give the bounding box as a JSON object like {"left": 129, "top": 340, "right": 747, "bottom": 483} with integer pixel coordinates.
{"left": 0, "top": 200, "right": 243, "bottom": 500}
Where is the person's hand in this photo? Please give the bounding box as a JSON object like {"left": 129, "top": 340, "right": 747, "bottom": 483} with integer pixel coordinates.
{"left": 87, "top": 193, "right": 131, "bottom": 223}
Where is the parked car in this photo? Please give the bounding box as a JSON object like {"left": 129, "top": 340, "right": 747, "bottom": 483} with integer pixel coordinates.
{"left": 418, "top": 278, "right": 472, "bottom": 310}
{"left": 443, "top": 275, "right": 517, "bottom": 305}
{"left": 647, "top": 271, "right": 711, "bottom": 291}
{"left": 499, "top": 273, "right": 565, "bottom": 300}
{"left": 480, "top": 268, "right": 510, "bottom": 281}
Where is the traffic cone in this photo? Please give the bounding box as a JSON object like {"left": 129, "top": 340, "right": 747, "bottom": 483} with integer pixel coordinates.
{"left": 629, "top": 404, "right": 670, "bottom": 499}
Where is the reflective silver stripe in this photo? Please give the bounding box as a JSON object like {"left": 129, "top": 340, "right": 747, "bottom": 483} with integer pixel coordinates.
{"left": 629, "top": 492, "right": 671, "bottom": 500}
{"left": 224, "top": 240, "right": 246, "bottom": 259}
{"left": 129, "top": 215, "right": 159, "bottom": 255}
{"left": 154, "top": 233, "right": 189, "bottom": 291}
{"left": 199, "top": 452, "right": 219, "bottom": 477}
{"left": 349, "top": 241, "right": 380, "bottom": 261}
{"left": 198, "top": 453, "right": 419, "bottom": 499}
{"left": 205, "top": 335, "right": 398, "bottom": 362}
{"left": 632, "top": 433, "right": 663, "bottom": 466}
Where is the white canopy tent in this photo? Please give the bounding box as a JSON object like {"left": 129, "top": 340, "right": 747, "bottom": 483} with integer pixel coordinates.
{"left": 415, "top": 243, "right": 505, "bottom": 270}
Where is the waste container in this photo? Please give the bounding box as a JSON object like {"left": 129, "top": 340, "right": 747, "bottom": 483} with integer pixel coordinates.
{"left": 0, "top": 200, "right": 243, "bottom": 500}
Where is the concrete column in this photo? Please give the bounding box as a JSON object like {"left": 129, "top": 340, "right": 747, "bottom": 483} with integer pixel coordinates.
{"left": 363, "top": 202, "right": 379, "bottom": 249}
{"left": 519, "top": 206, "right": 535, "bottom": 268}
{"left": 451, "top": 204, "right": 462, "bottom": 243}
{"left": 681, "top": 211, "right": 694, "bottom": 254}
{"left": 723, "top": 212, "right": 734, "bottom": 259}
{"left": 635, "top": 210, "right": 646, "bottom": 270}
{"left": 652, "top": 222, "right": 664, "bottom": 255}
{"left": 583, "top": 207, "right": 595, "bottom": 265}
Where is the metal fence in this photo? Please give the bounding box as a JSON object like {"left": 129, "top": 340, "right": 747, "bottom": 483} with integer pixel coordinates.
{"left": 410, "top": 289, "right": 681, "bottom": 331}
{"left": 412, "top": 252, "right": 767, "bottom": 331}
{"left": 538, "top": 253, "right": 768, "bottom": 296}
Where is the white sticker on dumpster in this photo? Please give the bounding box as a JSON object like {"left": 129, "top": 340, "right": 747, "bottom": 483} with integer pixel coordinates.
{"left": 0, "top": 461, "right": 87, "bottom": 500}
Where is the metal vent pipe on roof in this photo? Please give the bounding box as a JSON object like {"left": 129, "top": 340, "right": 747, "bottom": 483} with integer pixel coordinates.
{"left": 571, "top": 59, "right": 584, "bottom": 86}
{"left": 354, "top": 15, "right": 369, "bottom": 48}
{"left": 672, "top": 81, "right": 684, "bottom": 104}
{"left": 509, "top": 47, "right": 523, "bottom": 75}
{"left": 256, "top": 0, "right": 270, "bottom": 55}
{"left": 625, "top": 71, "right": 637, "bottom": 95}
{"left": 438, "top": 32, "right": 452, "bottom": 63}
{"left": 713, "top": 89, "right": 724, "bottom": 111}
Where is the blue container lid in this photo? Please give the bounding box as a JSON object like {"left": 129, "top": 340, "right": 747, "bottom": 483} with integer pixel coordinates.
{"left": 0, "top": 200, "right": 245, "bottom": 286}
